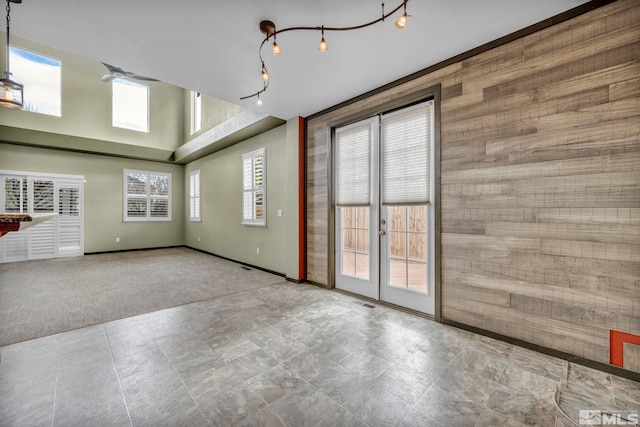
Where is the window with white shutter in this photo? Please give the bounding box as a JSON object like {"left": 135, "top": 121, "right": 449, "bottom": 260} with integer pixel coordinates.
{"left": 242, "top": 148, "right": 266, "bottom": 226}
{"left": 4, "top": 177, "right": 27, "bottom": 213}
{"left": 123, "top": 169, "right": 171, "bottom": 221}
{"left": 190, "top": 169, "right": 201, "bottom": 222}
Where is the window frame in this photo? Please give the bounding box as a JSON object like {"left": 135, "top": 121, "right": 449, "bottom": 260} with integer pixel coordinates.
{"left": 241, "top": 147, "right": 267, "bottom": 227}
{"left": 191, "top": 91, "right": 202, "bottom": 134}
{"left": 123, "top": 169, "right": 172, "bottom": 222}
{"left": 9, "top": 45, "right": 62, "bottom": 117}
{"left": 112, "top": 78, "right": 150, "bottom": 133}
{"left": 189, "top": 169, "right": 201, "bottom": 222}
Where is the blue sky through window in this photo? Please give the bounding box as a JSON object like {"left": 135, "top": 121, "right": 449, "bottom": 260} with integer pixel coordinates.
{"left": 9, "top": 46, "right": 61, "bottom": 116}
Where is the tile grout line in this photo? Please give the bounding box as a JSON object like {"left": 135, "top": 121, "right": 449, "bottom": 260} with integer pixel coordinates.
{"left": 153, "top": 318, "right": 215, "bottom": 426}
{"left": 103, "top": 324, "right": 134, "bottom": 427}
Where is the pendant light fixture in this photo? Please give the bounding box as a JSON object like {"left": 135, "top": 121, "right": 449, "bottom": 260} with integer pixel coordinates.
{"left": 1, "top": 0, "right": 23, "bottom": 110}
{"left": 241, "top": 0, "right": 410, "bottom": 105}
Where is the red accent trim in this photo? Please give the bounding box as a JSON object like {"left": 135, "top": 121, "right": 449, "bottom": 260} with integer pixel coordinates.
{"left": 610, "top": 330, "right": 640, "bottom": 368}
{"left": 298, "top": 116, "right": 306, "bottom": 280}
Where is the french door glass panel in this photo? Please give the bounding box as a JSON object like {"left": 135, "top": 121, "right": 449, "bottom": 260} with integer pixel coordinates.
{"left": 340, "top": 206, "right": 370, "bottom": 280}
{"left": 386, "top": 205, "right": 428, "bottom": 294}
{"left": 334, "top": 101, "right": 434, "bottom": 314}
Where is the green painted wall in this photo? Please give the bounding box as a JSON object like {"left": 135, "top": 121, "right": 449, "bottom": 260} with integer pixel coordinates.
{"left": 0, "top": 143, "right": 185, "bottom": 253}
{"left": 182, "top": 91, "right": 245, "bottom": 143}
{"left": 0, "top": 35, "right": 300, "bottom": 270}
{"left": 184, "top": 119, "right": 300, "bottom": 277}
{"left": 0, "top": 33, "right": 185, "bottom": 152}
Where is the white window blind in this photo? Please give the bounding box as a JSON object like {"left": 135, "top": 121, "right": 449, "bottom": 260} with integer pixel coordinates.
{"left": 123, "top": 169, "right": 171, "bottom": 221}
{"left": 190, "top": 169, "right": 201, "bottom": 221}
{"left": 242, "top": 148, "right": 266, "bottom": 226}
{"left": 381, "top": 101, "right": 433, "bottom": 205}
{"left": 335, "top": 119, "right": 374, "bottom": 206}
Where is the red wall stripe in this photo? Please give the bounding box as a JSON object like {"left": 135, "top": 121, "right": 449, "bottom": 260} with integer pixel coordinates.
{"left": 610, "top": 329, "right": 640, "bottom": 368}
{"left": 298, "top": 116, "right": 306, "bottom": 280}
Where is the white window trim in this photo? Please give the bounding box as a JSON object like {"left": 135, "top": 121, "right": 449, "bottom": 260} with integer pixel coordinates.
{"left": 242, "top": 147, "right": 266, "bottom": 227}
{"left": 189, "top": 169, "right": 201, "bottom": 222}
{"left": 123, "top": 169, "right": 172, "bottom": 222}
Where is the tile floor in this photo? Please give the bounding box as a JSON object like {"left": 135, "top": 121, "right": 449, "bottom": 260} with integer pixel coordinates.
{"left": 0, "top": 282, "right": 638, "bottom": 426}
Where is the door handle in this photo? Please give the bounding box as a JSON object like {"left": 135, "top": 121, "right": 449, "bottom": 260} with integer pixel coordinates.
{"left": 378, "top": 230, "right": 386, "bottom": 236}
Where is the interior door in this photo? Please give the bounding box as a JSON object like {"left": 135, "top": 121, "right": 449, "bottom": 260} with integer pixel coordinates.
{"left": 334, "top": 101, "right": 435, "bottom": 315}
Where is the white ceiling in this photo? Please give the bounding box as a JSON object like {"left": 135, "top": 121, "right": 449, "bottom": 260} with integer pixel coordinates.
{"left": 11, "top": 0, "right": 590, "bottom": 120}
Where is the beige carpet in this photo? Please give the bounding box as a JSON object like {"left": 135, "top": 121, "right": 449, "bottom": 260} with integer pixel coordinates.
{"left": 0, "top": 247, "right": 285, "bottom": 347}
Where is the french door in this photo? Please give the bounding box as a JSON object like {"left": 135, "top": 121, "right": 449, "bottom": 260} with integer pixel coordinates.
{"left": 0, "top": 171, "right": 84, "bottom": 263}
{"left": 335, "top": 101, "right": 435, "bottom": 315}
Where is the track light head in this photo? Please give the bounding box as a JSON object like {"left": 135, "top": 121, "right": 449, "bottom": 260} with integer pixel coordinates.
{"left": 319, "top": 26, "right": 328, "bottom": 51}
{"left": 395, "top": 13, "right": 407, "bottom": 29}
{"left": 272, "top": 41, "right": 282, "bottom": 55}
{"left": 395, "top": 2, "right": 409, "bottom": 29}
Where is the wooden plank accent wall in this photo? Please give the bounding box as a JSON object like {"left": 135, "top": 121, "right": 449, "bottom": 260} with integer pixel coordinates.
{"left": 306, "top": 0, "right": 640, "bottom": 371}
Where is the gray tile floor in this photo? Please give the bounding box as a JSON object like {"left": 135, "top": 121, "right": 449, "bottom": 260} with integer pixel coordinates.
{"left": 1, "top": 282, "right": 638, "bottom": 426}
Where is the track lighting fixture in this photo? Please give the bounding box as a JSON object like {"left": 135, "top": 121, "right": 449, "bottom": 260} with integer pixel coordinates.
{"left": 240, "top": 0, "right": 410, "bottom": 105}
{"left": 1, "top": 0, "right": 24, "bottom": 110}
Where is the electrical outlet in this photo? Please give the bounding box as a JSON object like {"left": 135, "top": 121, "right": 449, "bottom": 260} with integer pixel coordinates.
{"left": 115, "top": 237, "right": 120, "bottom": 243}
{"left": 257, "top": 247, "right": 260, "bottom": 255}
{"left": 197, "top": 236, "right": 201, "bottom": 242}
{"left": 277, "top": 209, "right": 283, "bottom": 217}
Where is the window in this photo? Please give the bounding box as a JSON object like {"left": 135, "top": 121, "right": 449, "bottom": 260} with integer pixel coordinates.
{"left": 9, "top": 46, "right": 61, "bottom": 116}
{"left": 123, "top": 169, "right": 171, "bottom": 221}
{"left": 191, "top": 91, "right": 202, "bottom": 134}
{"left": 113, "top": 78, "right": 149, "bottom": 132}
{"left": 189, "top": 169, "right": 201, "bottom": 221}
{"left": 242, "top": 148, "right": 266, "bottom": 226}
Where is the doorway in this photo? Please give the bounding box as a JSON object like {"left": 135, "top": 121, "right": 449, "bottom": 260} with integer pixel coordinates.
{"left": 334, "top": 100, "right": 436, "bottom": 315}
{"left": 0, "top": 170, "right": 84, "bottom": 263}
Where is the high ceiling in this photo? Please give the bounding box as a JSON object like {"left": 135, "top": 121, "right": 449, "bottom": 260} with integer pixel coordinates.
{"left": 11, "top": 0, "right": 590, "bottom": 120}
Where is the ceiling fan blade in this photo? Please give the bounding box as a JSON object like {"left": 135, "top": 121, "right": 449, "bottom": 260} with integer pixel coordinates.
{"left": 130, "top": 75, "right": 159, "bottom": 82}
{"left": 102, "top": 62, "right": 123, "bottom": 74}
{"left": 100, "top": 63, "right": 158, "bottom": 83}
